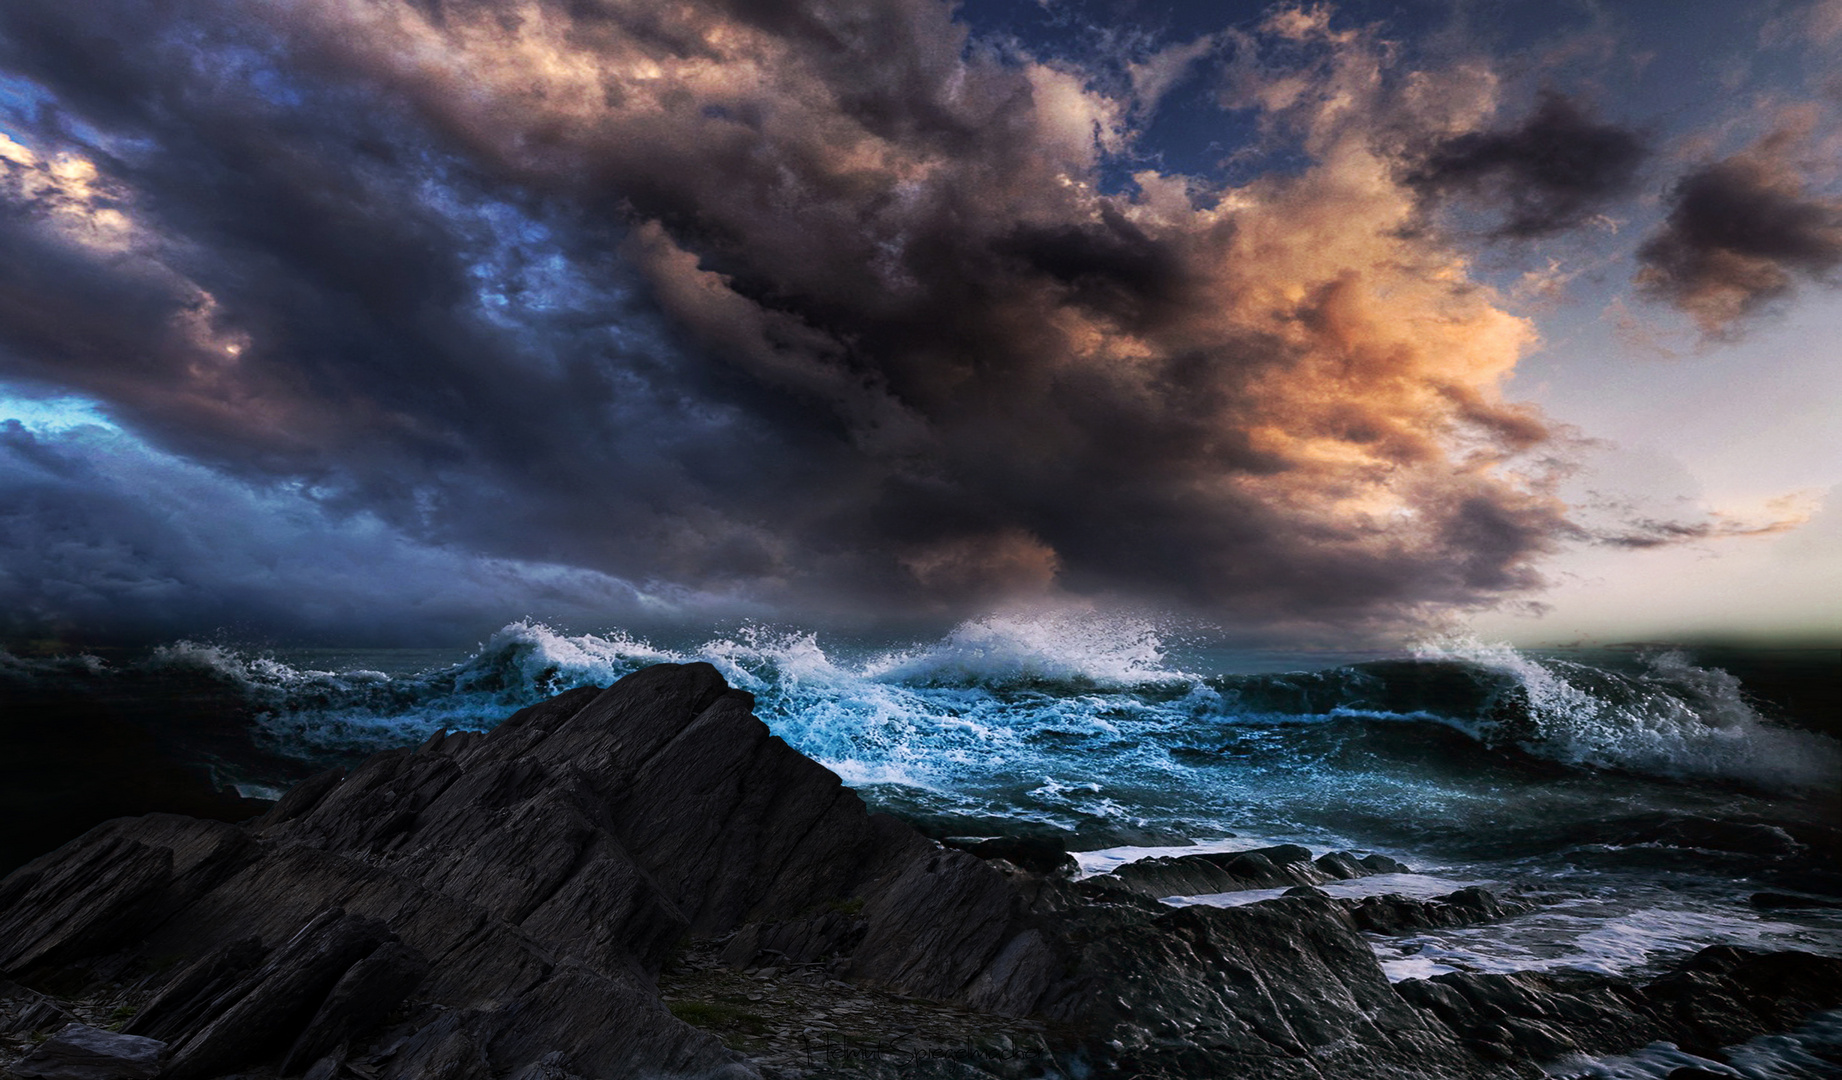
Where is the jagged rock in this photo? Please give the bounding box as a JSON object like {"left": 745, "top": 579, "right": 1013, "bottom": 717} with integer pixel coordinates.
{"left": 162, "top": 907, "right": 395, "bottom": 1080}
{"left": 1041, "top": 894, "right": 1487, "bottom": 1078}
{"left": 959, "top": 928, "right": 1061, "bottom": 1016}
{"left": 939, "top": 836, "right": 1078, "bottom": 876}
{"left": 1640, "top": 946, "right": 1842, "bottom": 1053}
{"left": 719, "top": 909, "right": 865, "bottom": 969}
{"left": 1103, "top": 844, "right": 1328, "bottom": 897}
{"left": 0, "top": 816, "right": 257, "bottom": 981}
{"left": 1396, "top": 946, "right": 1842, "bottom": 1063}
{"left": 280, "top": 940, "right": 430, "bottom": 1074}
{"left": 0, "top": 837, "right": 172, "bottom": 975}
{"left": 1398, "top": 968, "right": 1653, "bottom": 1061}
{"left": 1576, "top": 814, "right": 1804, "bottom": 859}
{"left": 9, "top": 1022, "right": 166, "bottom": 1080}
{"left": 373, "top": 1009, "right": 494, "bottom": 1080}
{"left": 1102, "top": 843, "right": 1410, "bottom": 899}
{"left": 1344, "top": 887, "right": 1529, "bottom": 934}
{"left": 848, "top": 849, "right": 1018, "bottom": 1000}
{"left": 0, "top": 982, "right": 76, "bottom": 1037}
{"left": 1313, "top": 851, "right": 1370, "bottom": 879}
{"left": 256, "top": 767, "right": 348, "bottom": 829}
{"left": 123, "top": 937, "right": 265, "bottom": 1042}
{"left": 1360, "top": 853, "right": 1413, "bottom": 874}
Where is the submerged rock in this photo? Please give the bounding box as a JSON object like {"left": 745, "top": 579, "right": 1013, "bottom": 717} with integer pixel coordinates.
{"left": 0, "top": 664, "right": 1836, "bottom": 1080}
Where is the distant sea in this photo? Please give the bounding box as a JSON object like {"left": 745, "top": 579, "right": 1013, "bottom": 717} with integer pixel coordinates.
{"left": 4, "top": 614, "right": 1839, "bottom": 1065}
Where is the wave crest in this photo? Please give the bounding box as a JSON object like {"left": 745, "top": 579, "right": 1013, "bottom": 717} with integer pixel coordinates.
{"left": 1415, "top": 637, "right": 1841, "bottom": 791}
{"left": 863, "top": 609, "right": 1187, "bottom": 687}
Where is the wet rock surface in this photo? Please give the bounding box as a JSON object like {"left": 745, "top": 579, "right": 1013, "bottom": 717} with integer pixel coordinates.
{"left": 8, "top": 1022, "right": 166, "bottom": 1080}
{"left": 1100, "top": 844, "right": 1417, "bottom": 899}
{"left": 1396, "top": 945, "right": 1842, "bottom": 1065}
{"left": 1, "top": 663, "right": 1838, "bottom": 1080}
{"left": 1337, "top": 885, "right": 1533, "bottom": 934}
{"left": 659, "top": 938, "right": 1062, "bottom": 1079}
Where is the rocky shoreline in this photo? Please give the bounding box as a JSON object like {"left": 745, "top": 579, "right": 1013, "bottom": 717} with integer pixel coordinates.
{"left": 2, "top": 662, "right": 1838, "bottom": 1079}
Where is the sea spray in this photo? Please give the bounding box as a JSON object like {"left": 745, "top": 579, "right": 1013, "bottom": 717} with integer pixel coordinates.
{"left": 1413, "top": 636, "right": 1842, "bottom": 790}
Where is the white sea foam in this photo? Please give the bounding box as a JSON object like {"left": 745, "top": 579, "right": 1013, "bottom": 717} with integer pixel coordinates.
{"left": 1413, "top": 636, "right": 1842, "bottom": 792}
{"left": 1161, "top": 871, "right": 1488, "bottom": 910}
{"left": 1371, "top": 898, "right": 1842, "bottom": 983}
{"left": 863, "top": 607, "right": 1189, "bottom": 686}
{"left": 1545, "top": 1009, "right": 1842, "bottom": 1079}
{"left": 1072, "top": 837, "right": 1283, "bottom": 878}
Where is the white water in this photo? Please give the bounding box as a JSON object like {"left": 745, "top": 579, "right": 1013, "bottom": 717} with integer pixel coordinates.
{"left": 1161, "top": 871, "right": 1488, "bottom": 912}
{"left": 1369, "top": 899, "right": 1842, "bottom": 983}
{"left": 100, "top": 620, "right": 1831, "bottom": 803}
{"left": 1546, "top": 1010, "right": 1842, "bottom": 1079}
{"left": 1414, "top": 637, "right": 1841, "bottom": 791}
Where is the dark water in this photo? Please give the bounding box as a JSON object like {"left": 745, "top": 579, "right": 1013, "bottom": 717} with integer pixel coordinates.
{"left": 4, "top": 616, "right": 1839, "bottom": 1016}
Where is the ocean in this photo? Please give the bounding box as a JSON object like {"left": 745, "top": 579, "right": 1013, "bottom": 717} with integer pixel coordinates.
{"left": 3, "top": 614, "right": 1839, "bottom": 1075}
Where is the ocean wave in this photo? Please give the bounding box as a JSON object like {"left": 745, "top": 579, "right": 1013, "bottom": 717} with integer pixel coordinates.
{"left": 861, "top": 609, "right": 1191, "bottom": 686}
{"left": 4, "top": 622, "right": 1836, "bottom": 801}
{"left": 1414, "top": 637, "right": 1842, "bottom": 792}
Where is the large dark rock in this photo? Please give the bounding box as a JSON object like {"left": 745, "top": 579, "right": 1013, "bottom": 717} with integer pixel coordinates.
{"left": 1342, "top": 887, "right": 1530, "bottom": 935}
{"left": 161, "top": 907, "right": 394, "bottom": 1080}
{"left": 940, "top": 835, "right": 1078, "bottom": 876}
{"left": 1036, "top": 894, "right": 1490, "bottom": 1079}
{"left": 1101, "top": 844, "right": 1407, "bottom": 899}
{"left": 121, "top": 937, "right": 265, "bottom": 1043}
{"left": 8, "top": 1022, "right": 166, "bottom": 1080}
{"left": 1, "top": 664, "right": 1838, "bottom": 1080}
{"left": 280, "top": 940, "right": 430, "bottom": 1074}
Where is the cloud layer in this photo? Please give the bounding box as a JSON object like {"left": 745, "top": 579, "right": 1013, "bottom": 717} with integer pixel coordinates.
{"left": 0, "top": 415, "right": 701, "bottom": 644}
{"left": 0, "top": 1, "right": 1750, "bottom": 641}
{"left": 1636, "top": 125, "right": 1842, "bottom": 336}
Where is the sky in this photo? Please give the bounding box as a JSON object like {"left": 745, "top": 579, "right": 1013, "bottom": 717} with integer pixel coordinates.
{"left": 0, "top": 0, "right": 1837, "bottom": 648}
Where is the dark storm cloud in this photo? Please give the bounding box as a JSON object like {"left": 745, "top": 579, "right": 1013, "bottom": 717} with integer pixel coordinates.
{"left": 0, "top": 419, "right": 679, "bottom": 644}
{"left": 0, "top": 0, "right": 834, "bottom": 593}
{"left": 1636, "top": 132, "right": 1842, "bottom": 336}
{"left": 0, "top": 0, "right": 1576, "bottom": 639}
{"left": 1407, "top": 93, "right": 1647, "bottom": 238}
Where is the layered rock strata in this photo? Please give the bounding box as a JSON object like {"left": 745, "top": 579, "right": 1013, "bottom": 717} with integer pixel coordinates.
{"left": 1, "top": 662, "right": 1837, "bottom": 1080}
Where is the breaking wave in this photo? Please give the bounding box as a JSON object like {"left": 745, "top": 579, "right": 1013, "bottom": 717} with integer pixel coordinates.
{"left": 4, "top": 618, "right": 1837, "bottom": 811}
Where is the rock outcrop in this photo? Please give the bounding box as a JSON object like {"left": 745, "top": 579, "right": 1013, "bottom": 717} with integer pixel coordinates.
{"left": 1338, "top": 885, "right": 1532, "bottom": 935}
{"left": 1, "top": 663, "right": 1838, "bottom": 1080}
{"left": 8, "top": 1023, "right": 166, "bottom": 1080}
{"left": 1102, "top": 845, "right": 1412, "bottom": 898}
